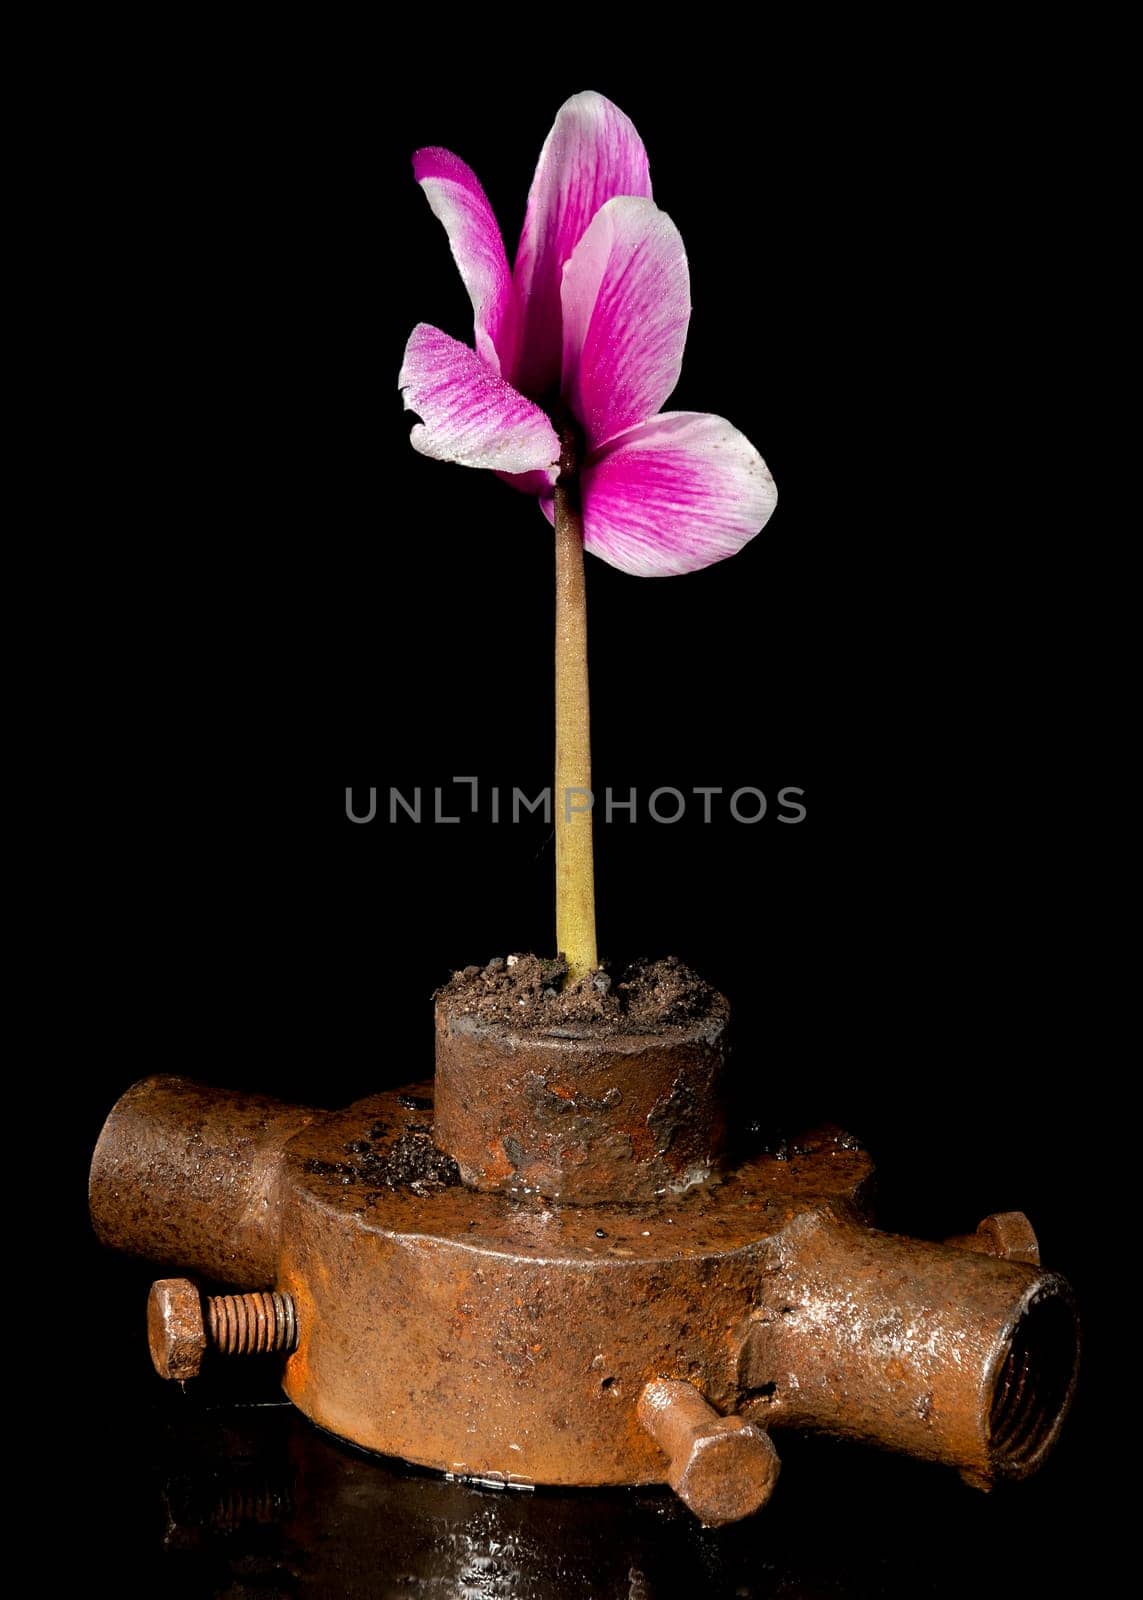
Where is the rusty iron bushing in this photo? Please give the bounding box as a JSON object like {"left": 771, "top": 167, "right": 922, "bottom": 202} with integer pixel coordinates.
{"left": 432, "top": 995, "right": 729, "bottom": 1202}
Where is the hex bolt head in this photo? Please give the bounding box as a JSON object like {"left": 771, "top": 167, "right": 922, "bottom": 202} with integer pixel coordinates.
{"left": 945, "top": 1211, "right": 1040, "bottom": 1266}
{"left": 147, "top": 1278, "right": 207, "bottom": 1380}
{"left": 638, "top": 1377, "right": 781, "bottom": 1526}
{"left": 976, "top": 1211, "right": 1040, "bottom": 1265}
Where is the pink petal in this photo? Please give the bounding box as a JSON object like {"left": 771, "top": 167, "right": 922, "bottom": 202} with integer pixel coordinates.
{"left": 513, "top": 91, "right": 653, "bottom": 397}
{"left": 398, "top": 324, "right": 560, "bottom": 474}
{"left": 577, "top": 412, "right": 778, "bottom": 576}
{"left": 497, "top": 467, "right": 559, "bottom": 497}
{"left": 413, "top": 148, "right": 518, "bottom": 374}
{"left": 561, "top": 197, "right": 690, "bottom": 453}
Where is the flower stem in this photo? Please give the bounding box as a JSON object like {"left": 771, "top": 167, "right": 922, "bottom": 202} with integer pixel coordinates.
{"left": 554, "top": 423, "right": 598, "bottom": 982}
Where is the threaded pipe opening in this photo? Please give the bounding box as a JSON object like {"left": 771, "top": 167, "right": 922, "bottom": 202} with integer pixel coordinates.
{"left": 987, "top": 1284, "right": 1078, "bottom": 1476}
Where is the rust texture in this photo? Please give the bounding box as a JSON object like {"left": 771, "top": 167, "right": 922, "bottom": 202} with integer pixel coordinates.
{"left": 637, "top": 1378, "right": 780, "bottom": 1526}
{"left": 147, "top": 1279, "right": 298, "bottom": 1379}
{"left": 90, "top": 1076, "right": 316, "bottom": 1283}
{"left": 91, "top": 1048, "right": 1079, "bottom": 1525}
{"left": 147, "top": 1278, "right": 207, "bottom": 1380}
{"left": 275, "top": 1096, "right": 870, "bottom": 1489}
{"left": 945, "top": 1210, "right": 1041, "bottom": 1265}
{"left": 737, "top": 1212, "right": 1078, "bottom": 1485}
{"left": 432, "top": 998, "right": 728, "bottom": 1202}
{"left": 208, "top": 1290, "right": 298, "bottom": 1358}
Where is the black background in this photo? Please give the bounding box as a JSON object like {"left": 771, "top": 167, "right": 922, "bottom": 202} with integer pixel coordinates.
{"left": 68, "top": 41, "right": 1097, "bottom": 1597}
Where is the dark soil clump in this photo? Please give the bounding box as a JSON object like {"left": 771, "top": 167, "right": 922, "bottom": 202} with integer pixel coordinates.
{"left": 304, "top": 1124, "right": 461, "bottom": 1195}
{"left": 436, "top": 954, "right": 726, "bottom": 1038}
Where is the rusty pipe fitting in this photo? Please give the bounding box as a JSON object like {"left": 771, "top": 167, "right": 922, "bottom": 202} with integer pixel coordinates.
{"left": 738, "top": 1213, "right": 1079, "bottom": 1487}
{"left": 433, "top": 998, "right": 729, "bottom": 1202}
{"left": 89, "top": 1068, "right": 1078, "bottom": 1519}
{"left": 637, "top": 1379, "right": 780, "bottom": 1526}
{"left": 89, "top": 1076, "right": 316, "bottom": 1283}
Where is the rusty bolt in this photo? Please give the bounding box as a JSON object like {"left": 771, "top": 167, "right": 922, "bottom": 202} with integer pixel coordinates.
{"left": 945, "top": 1211, "right": 1040, "bottom": 1266}
{"left": 147, "top": 1279, "right": 208, "bottom": 1379}
{"left": 637, "top": 1377, "right": 780, "bottom": 1526}
{"left": 147, "top": 1279, "right": 298, "bottom": 1380}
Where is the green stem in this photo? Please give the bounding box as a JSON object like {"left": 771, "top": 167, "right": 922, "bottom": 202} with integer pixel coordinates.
{"left": 554, "top": 425, "right": 598, "bottom": 981}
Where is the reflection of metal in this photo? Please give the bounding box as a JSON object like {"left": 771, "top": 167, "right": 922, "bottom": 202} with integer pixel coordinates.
{"left": 150, "top": 1403, "right": 735, "bottom": 1595}
{"left": 90, "top": 996, "right": 1079, "bottom": 1527}
{"left": 139, "top": 1398, "right": 1081, "bottom": 1598}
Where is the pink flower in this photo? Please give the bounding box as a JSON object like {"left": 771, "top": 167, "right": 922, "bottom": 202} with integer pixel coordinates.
{"left": 398, "top": 91, "right": 777, "bottom": 577}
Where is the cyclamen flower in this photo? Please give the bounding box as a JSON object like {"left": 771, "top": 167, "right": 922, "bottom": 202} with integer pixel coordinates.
{"left": 398, "top": 91, "right": 777, "bottom": 577}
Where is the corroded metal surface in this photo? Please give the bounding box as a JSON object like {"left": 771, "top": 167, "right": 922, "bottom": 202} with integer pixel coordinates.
{"left": 637, "top": 1378, "right": 780, "bottom": 1526}
{"left": 276, "top": 1090, "right": 871, "bottom": 1488}
{"left": 208, "top": 1290, "right": 298, "bottom": 1358}
{"left": 147, "top": 1280, "right": 298, "bottom": 1379}
{"left": 90, "top": 1068, "right": 1080, "bottom": 1523}
{"left": 945, "top": 1211, "right": 1041, "bottom": 1266}
{"left": 736, "top": 1213, "right": 1078, "bottom": 1486}
{"left": 90, "top": 1076, "right": 317, "bottom": 1283}
{"left": 147, "top": 1279, "right": 207, "bottom": 1380}
{"left": 433, "top": 999, "right": 729, "bottom": 1202}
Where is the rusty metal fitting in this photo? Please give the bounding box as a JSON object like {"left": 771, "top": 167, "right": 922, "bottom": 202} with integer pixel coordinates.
{"left": 637, "top": 1379, "right": 780, "bottom": 1526}
{"left": 433, "top": 997, "right": 729, "bottom": 1202}
{"left": 91, "top": 1063, "right": 1079, "bottom": 1524}
{"left": 147, "top": 1279, "right": 298, "bottom": 1380}
{"left": 147, "top": 1278, "right": 207, "bottom": 1380}
{"left": 737, "top": 1213, "right": 1078, "bottom": 1487}
{"left": 945, "top": 1211, "right": 1040, "bottom": 1265}
{"left": 91, "top": 1077, "right": 317, "bottom": 1282}
{"left": 208, "top": 1290, "right": 298, "bottom": 1358}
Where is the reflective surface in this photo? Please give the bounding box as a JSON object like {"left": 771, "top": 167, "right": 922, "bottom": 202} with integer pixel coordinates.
{"left": 88, "top": 1262, "right": 1087, "bottom": 1600}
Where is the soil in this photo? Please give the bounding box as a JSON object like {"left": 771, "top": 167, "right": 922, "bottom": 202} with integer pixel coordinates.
{"left": 435, "top": 954, "right": 727, "bottom": 1038}
{"left": 304, "top": 1120, "right": 462, "bottom": 1196}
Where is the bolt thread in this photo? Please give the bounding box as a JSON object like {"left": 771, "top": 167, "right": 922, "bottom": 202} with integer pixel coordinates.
{"left": 206, "top": 1290, "right": 297, "bottom": 1357}
{"left": 209, "top": 1483, "right": 293, "bottom": 1528}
